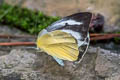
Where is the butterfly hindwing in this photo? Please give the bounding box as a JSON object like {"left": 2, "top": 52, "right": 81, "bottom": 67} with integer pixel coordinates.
{"left": 53, "top": 56, "right": 64, "bottom": 66}
{"left": 37, "top": 30, "right": 79, "bottom": 61}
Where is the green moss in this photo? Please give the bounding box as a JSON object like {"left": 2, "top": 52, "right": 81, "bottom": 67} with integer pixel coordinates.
{"left": 0, "top": 3, "right": 61, "bottom": 34}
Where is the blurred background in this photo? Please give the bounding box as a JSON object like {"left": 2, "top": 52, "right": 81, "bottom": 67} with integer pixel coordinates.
{"left": 4, "top": 0, "right": 120, "bottom": 27}
{"left": 0, "top": 0, "right": 120, "bottom": 80}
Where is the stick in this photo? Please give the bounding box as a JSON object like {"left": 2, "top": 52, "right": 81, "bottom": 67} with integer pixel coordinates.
{"left": 90, "top": 34, "right": 120, "bottom": 40}
{"left": 0, "top": 34, "right": 36, "bottom": 38}
{"left": 0, "top": 42, "right": 36, "bottom": 46}
{"left": 0, "top": 34, "right": 120, "bottom": 46}
{"left": 90, "top": 33, "right": 120, "bottom": 37}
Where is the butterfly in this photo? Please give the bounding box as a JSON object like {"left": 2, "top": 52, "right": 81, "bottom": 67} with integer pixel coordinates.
{"left": 37, "top": 12, "right": 93, "bottom": 66}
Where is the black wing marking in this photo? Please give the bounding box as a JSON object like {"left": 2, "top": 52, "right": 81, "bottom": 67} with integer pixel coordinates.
{"left": 46, "top": 12, "right": 92, "bottom": 39}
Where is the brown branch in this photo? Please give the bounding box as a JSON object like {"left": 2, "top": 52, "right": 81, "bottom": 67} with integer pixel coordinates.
{"left": 0, "top": 42, "right": 36, "bottom": 46}
{"left": 0, "top": 33, "right": 120, "bottom": 46}
{"left": 90, "top": 33, "right": 104, "bottom": 37}
{"left": 0, "top": 34, "right": 36, "bottom": 38}
{"left": 90, "top": 34, "right": 120, "bottom": 40}
{"left": 90, "top": 33, "right": 120, "bottom": 37}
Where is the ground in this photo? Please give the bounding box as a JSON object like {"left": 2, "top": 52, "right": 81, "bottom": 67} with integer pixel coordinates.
{"left": 0, "top": 25, "right": 120, "bottom": 80}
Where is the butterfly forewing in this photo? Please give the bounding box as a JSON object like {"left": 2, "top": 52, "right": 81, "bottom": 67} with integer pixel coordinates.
{"left": 46, "top": 12, "right": 92, "bottom": 38}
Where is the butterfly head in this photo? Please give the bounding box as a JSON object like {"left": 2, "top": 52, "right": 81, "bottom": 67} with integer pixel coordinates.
{"left": 89, "top": 13, "right": 104, "bottom": 32}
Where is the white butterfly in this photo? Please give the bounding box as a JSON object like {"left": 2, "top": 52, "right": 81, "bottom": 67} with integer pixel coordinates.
{"left": 37, "top": 12, "right": 93, "bottom": 66}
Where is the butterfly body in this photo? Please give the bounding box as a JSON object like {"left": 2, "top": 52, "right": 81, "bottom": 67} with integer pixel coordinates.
{"left": 37, "top": 12, "right": 93, "bottom": 66}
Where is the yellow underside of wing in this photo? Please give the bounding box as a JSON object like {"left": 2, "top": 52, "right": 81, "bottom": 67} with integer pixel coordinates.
{"left": 37, "top": 30, "right": 79, "bottom": 61}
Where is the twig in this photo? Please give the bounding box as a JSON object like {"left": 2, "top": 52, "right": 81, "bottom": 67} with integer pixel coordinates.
{"left": 0, "top": 34, "right": 36, "bottom": 38}
{"left": 90, "top": 34, "right": 120, "bottom": 40}
{"left": 0, "top": 33, "right": 120, "bottom": 46}
{"left": 90, "top": 33, "right": 104, "bottom": 37}
{"left": 90, "top": 33, "right": 120, "bottom": 37}
{"left": 0, "top": 42, "right": 36, "bottom": 46}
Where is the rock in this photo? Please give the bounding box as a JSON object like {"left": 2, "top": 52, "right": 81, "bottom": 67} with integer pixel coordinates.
{"left": 95, "top": 48, "right": 120, "bottom": 77}
{"left": 0, "top": 49, "right": 37, "bottom": 80}
{"left": 0, "top": 49, "right": 36, "bottom": 71}
{"left": 0, "top": 25, "right": 24, "bottom": 35}
{"left": 105, "top": 75, "right": 120, "bottom": 80}
{"left": 0, "top": 25, "right": 120, "bottom": 80}
{"left": 103, "top": 25, "right": 120, "bottom": 32}
{"left": 0, "top": 47, "right": 120, "bottom": 80}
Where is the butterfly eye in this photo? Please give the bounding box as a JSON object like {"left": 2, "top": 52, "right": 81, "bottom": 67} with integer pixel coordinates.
{"left": 65, "top": 23, "right": 68, "bottom": 26}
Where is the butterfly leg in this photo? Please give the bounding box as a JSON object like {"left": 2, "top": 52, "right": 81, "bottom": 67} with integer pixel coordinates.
{"left": 52, "top": 56, "right": 64, "bottom": 66}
